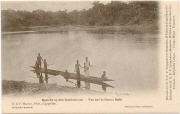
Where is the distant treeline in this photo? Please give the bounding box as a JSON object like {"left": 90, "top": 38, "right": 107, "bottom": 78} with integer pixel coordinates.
{"left": 2, "top": 1, "right": 158, "bottom": 31}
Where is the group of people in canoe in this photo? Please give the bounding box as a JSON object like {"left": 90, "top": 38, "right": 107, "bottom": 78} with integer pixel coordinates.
{"left": 74, "top": 57, "right": 93, "bottom": 89}
{"left": 34, "top": 53, "right": 107, "bottom": 89}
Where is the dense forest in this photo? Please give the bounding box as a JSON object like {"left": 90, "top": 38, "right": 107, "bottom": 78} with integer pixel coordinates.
{"left": 2, "top": 1, "right": 158, "bottom": 32}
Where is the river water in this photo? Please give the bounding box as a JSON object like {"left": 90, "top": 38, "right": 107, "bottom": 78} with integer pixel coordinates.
{"left": 2, "top": 31, "right": 159, "bottom": 93}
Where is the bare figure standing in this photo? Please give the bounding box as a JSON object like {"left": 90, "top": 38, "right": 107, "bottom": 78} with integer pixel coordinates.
{"left": 84, "top": 57, "right": 93, "bottom": 89}
{"left": 35, "top": 61, "right": 40, "bottom": 78}
{"left": 44, "top": 59, "right": 48, "bottom": 83}
{"left": 74, "top": 60, "right": 83, "bottom": 88}
{"left": 37, "top": 53, "right": 43, "bottom": 68}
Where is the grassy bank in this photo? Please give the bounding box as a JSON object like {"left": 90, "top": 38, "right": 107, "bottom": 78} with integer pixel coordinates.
{"left": 2, "top": 24, "right": 159, "bottom": 35}
{"left": 119, "top": 24, "right": 159, "bottom": 34}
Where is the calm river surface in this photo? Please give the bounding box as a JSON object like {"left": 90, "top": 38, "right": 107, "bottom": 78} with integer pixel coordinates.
{"left": 2, "top": 31, "right": 159, "bottom": 93}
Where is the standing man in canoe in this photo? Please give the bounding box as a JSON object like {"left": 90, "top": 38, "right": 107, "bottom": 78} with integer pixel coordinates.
{"left": 84, "top": 57, "right": 93, "bottom": 90}
{"left": 35, "top": 61, "right": 40, "bottom": 78}
{"left": 74, "top": 60, "right": 83, "bottom": 88}
{"left": 37, "top": 53, "right": 43, "bottom": 68}
{"left": 44, "top": 59, "right": 48, "bottom": 83}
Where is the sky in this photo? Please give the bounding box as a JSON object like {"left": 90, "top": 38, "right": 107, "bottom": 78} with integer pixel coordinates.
{"left": 1, "top": 1, "right": 111, "bottom": 12}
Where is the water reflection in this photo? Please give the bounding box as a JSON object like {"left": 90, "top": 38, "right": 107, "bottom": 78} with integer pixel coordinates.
{"left": 2, "top": 31, "right": 159, "bottom": 92}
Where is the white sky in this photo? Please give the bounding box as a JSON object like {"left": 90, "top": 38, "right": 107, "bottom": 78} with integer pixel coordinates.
{"left": 1, "top": 1, "right": 112, "bottom": 12}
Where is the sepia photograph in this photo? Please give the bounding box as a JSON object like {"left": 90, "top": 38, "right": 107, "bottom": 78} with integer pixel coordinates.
{"left": 1, "top": 0, "right": 179, "bottom": 113}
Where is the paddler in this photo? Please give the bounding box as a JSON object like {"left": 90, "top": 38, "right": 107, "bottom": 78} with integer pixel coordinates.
{"left": 84, "top": 57, "right": 93, "bottom": 89}
{"left": 35, "top": 61, "right": 40, "bottom": 78}
{"left": 74, "top": 60, "right": 83, "bottom": 88}
{"left": 65, "top": 69, "right": 69, "bottom": 82}
{"left": 37, "top": 53, "right": 43, "bottom": 68}
{"left": 35, "top": 61, "right": 39, "bottom": 69}
{"left": 101, "top": 71, "right": 107, "bottom": 79}
{"left": 44, "top": 59, "right": 48, "bottom": 83}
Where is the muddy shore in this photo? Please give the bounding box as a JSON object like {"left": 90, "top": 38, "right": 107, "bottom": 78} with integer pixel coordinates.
{"left": 2, "top": 80, "right": 123, "bottom": 97}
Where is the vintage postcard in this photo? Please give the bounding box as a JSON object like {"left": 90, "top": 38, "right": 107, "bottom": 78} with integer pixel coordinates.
{"left": 1, "top": 0, "right": 179, "bottom": 113}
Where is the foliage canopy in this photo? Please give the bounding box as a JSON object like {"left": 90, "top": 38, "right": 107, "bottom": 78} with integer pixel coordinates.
{"left": 2, "top": 1, "right": 158, "bottom": 31}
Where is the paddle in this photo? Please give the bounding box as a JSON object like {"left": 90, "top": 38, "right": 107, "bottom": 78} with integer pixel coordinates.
{"left": 81, "top": 66, "right": 93, "bottom": 73}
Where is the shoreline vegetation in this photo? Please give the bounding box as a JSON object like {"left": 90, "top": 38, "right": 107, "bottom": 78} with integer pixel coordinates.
{"left": 2, "top": 1, "right": 159, "bottom": 34}
{"left": 2, "top": 24, "right": 159, "bottom": 35}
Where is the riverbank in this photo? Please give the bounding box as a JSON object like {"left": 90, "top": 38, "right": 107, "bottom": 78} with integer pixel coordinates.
{"left": 2, "top": 80, "right": 124, "bottom": 97}
{"left": 2, "top": 24, "right": 159, "bottom": 35}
